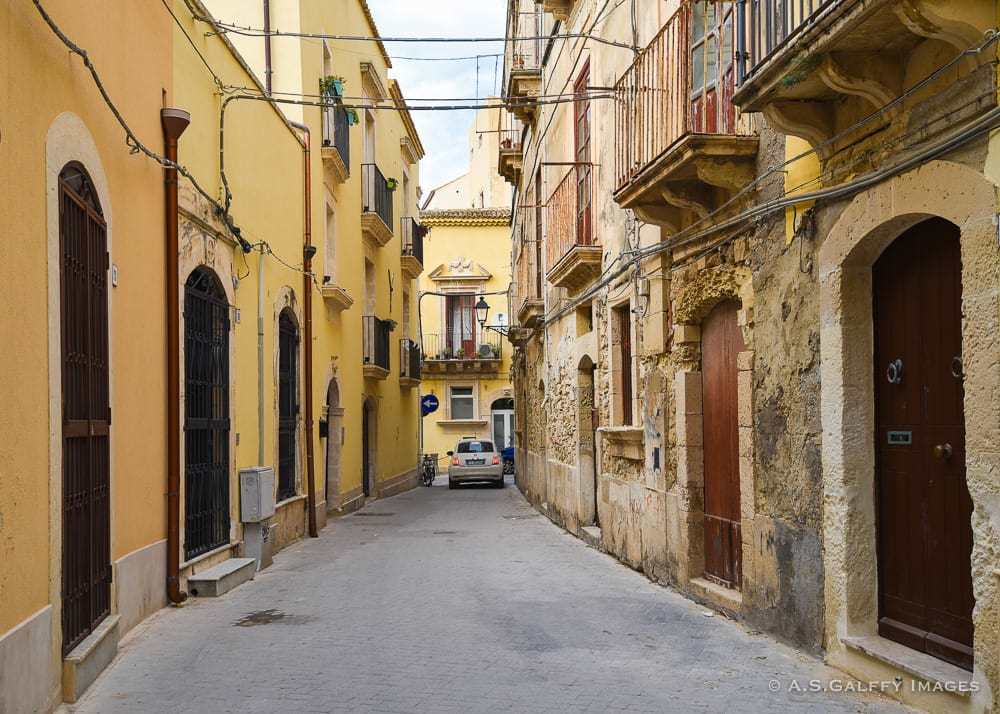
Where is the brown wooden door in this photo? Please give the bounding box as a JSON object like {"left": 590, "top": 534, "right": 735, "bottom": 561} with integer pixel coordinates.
{"left": 874, "top": 217, "right": 974, "bottom": 670}
{"left": 701, "top": 301, "right": 744, "bottom": 588}
{"left": 59, "top": 164, "right": 111, "bottom": 655}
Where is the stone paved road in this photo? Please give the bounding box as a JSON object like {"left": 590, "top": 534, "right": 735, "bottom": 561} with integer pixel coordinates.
{"left": 67, "top": 477, "right": 911, "bottom": 714}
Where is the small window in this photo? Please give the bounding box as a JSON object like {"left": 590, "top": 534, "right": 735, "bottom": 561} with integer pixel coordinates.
{"left": 457, "top": 440, "right": 494, "bottom": 453}
{"left": 450, "top": 386, "right": 475, "bottom": 420}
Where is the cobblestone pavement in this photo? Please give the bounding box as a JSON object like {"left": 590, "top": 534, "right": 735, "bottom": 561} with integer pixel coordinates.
{"left": 68, "top": 476, "right": 911, "bottom": 714}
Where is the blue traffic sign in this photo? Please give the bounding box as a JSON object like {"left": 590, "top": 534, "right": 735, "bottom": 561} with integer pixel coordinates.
{"left": 421, "top": 394, "right": 440, "bottom": 417}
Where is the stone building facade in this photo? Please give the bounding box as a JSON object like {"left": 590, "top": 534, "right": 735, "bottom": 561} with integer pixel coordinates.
{"left": 505, "top": 0, "right": 1000, "bottom": 711}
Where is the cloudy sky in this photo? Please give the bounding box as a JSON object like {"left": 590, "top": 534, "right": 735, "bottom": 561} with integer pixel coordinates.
{"left": 366, "top": 0, "right": 507, "bottom": 194}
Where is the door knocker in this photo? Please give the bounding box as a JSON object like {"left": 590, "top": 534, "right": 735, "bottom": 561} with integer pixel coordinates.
{"left": 951, "top": 355, "right": 964, "bottom": 380}
{"left": 886, "top": 358, "right": 904, "bottom": 385}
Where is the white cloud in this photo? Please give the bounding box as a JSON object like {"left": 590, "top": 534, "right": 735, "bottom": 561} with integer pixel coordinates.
{"left": 365, "top": 0, "right": 507, "bottom": 192}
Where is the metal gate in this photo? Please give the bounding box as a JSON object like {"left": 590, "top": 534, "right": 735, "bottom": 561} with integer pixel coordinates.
{"left": 277, "top": 310, "right": 298, "bottom": 501}
{"left": 184, "top": 267, "right": 231, "bottom": 560}
{"left": 59, "top": 163, "right": 111, "bottom": 655}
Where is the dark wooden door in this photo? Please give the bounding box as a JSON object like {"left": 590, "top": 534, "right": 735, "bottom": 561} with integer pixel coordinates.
{"left": 701, "top": 300, "right": 744, "bottom": 588}
{"left": 277, "top": 311, "right": 298, "bottom": 501}
{"left": 362, "top": 404, "right": 372, "bottom": 497}
{"left": 183, "top": 268, "right": 231, "bottom": 561}
{"left": 874, "top": 217, "right": 974, "bottom": 670}
{"left": 59, "top": 163, "right": 111, "bottom": 655}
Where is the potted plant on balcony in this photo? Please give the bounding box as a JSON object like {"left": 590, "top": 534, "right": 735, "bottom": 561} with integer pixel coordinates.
{"left": 385, "top": 177, "right": 399, "bottom": 191}
{"left": 455, "top": 347, "right": 464, "bottom": 359}
{"left": 319, "top": 75, "right": 345, "bottom": 97}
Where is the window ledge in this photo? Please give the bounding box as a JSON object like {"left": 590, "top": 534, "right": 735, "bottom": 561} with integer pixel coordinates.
{"left": 436, "top": 419, "right": 489, "bottom": 427}
{"left": 841, "top": 636, "right": 975, "bottom": 696}
{"left": 597, "top": 426, "right": 644, "bottom": 461}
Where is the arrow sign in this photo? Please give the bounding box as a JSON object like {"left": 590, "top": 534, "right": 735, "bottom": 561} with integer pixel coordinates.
{"left": 421, "top": 394, "right": 440, "bottom": 417}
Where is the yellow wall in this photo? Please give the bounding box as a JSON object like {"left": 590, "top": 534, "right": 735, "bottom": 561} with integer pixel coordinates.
{"left": 196, "top": 0, "right": 423, "bottom": 512}
{"left": 0, "top": 0, "right": 171, "bottom": 635}
{"left": 418, "top": 221, "right": 514, "bottom": 459}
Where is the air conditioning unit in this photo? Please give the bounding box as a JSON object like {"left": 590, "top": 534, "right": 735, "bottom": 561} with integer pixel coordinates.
{"left": 240, "top": 466, "right": 275, "bottom": 523}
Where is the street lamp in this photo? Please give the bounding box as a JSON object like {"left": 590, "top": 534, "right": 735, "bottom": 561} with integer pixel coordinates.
{"left": 476, "top": 295, "right": 510, "bottom": 337}
{"left": 475, "top": 296, "right": 490, "bottom": 328}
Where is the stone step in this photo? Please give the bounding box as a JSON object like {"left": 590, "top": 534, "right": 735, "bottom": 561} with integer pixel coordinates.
{"left": 63, "top": 614, "right": 120, "bottom": 703}
{"left": 579, "top": 526, "right": 603, "bottom": 550}
{"left": 187, "top": 558, "right": 257, "bottom": 598}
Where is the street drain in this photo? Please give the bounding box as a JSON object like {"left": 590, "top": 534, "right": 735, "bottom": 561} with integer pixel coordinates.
{"left": 354, "top": 512, "right": 395, "bottom": 517}
{"left": 433, "top": 530, "right": 458, "bottom": 535}
{"left": 502, "top": 514, "right": 539, "bottom": 520}
{"left": 233, "top": 609, "right": 315, "bottom": 627}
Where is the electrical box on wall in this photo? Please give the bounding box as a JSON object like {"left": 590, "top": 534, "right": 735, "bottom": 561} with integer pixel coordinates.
{"left": 239, "top": 467, "right": 275, "bottom": 523}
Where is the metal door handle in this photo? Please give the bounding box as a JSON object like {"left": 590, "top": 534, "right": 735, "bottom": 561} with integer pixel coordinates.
{"left": 933, "top": 443, "right": 953, "bottom": 460}
{"left": 887, "top": 359, "right": 903, "bottom": 385}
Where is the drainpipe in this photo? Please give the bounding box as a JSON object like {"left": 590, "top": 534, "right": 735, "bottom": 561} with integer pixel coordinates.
{"left": 258, "top": 250, "right": 265, "bottom": 466}
{"left": 289, "top": 120, "right": 318, "bottom": 538}
{"left": 162, "top": 107, "right": 191, "bottom": 605}
{"left": 263, "top": 0, "right": 273, "bottom": 95}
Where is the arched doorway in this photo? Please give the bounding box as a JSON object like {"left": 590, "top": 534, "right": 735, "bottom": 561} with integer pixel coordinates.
{"left": 59, "top": 162, "right": 111, "bottom": 654}
{"left": 872, "top": 217, "right": 974, "bottom": 669}
{"left": 578, "top": 357, "right": 598, "bottom": 526}
{"left": 490, "top": 397, "right": 515, "bottom": 450}
{"left": 277, "top": 309, "right": 299, "bottom": 502}
{"left": 701, "top": 300, "right": 744, "bottom": 590}
{"left": 183, "top": 266, "right": 231, "bottom": 562}
{"left": 362, "top": 398, "right": 377, "bottom": 497}
{"left": 325, "top": 380, "right": 343, "bottom": 509}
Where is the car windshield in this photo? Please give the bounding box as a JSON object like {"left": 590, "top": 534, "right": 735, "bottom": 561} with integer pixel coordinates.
{"left": 457, "top": 441, "right": 493, "bottom": 453}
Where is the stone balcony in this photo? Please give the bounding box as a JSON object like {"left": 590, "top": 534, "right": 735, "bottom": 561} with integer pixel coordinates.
{"left": 732, "top": 0, "right": 992, "bottom": 159}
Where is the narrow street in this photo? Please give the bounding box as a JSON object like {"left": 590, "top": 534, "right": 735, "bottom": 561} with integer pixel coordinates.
{"left": 68, "top": 480, "right": 908, "bottom": 714}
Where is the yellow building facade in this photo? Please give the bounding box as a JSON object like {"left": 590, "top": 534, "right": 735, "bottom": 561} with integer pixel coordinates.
{"left": 0, "top": 1, "right": 173, "bottom": 709}
{"left": 419, "top": 107, "right": 514, "bottom": 463}
{"left": 0, "top": 1, "right": 424, "bottom": 709}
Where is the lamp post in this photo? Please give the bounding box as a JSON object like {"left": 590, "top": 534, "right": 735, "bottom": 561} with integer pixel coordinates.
{"left": 475, "top": 295, "right": 510, "bottom": 337}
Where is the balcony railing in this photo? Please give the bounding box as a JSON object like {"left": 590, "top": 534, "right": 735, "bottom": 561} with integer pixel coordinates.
{"left": 401, "top": 217, "right": 425, "bottom": 265}
{"left": 422, "top": 332, "right": 503, "bottom": 362}
{"left": 514, "top": 208, "right": 542, "bottom": 320}
{"left": 510, "top": 8, "right": 544, "bottom": 72}
{"left": 363, "top": 316, "right": 391, "bottom": 371}
{"left": 321, "top": 92, "right": 351, "bottom": 169}
{"left": 400, "top": 339, "right": 421, "bottom": 381}
{"left": 614, "top": 1, "right": 754, "bottom": 193}
{"left": 735, "top": 0, "right": 839, "bottom": 85}
{"left": 546, "top": 165, "right": 594, "bottom": 271}
{"left": 362, "top": 163, "right": 393, "bottom": 230}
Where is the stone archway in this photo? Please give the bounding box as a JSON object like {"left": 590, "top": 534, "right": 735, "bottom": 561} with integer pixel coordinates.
{"left": 577, "top": 355, "right": 598, "bottom": 526}
{"left": 818, "top": 160, "right": 999, "bottom": 699}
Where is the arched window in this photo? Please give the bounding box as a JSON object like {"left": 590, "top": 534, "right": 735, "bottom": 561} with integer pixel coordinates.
{"left": 277, "top": 309, "right": 299, "bottom": 501}
{"left": 183, "top": 266, "right": 231, "bottom": 560}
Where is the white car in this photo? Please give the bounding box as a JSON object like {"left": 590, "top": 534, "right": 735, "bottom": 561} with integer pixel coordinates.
{"left": 447, "top": 438, "right": 504, "bottom": 489}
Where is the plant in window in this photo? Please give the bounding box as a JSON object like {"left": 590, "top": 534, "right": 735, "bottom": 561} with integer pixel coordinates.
{"left": 319, "top": 75, "right": 346, "bottom": 97}
{"left": 385, "top": 177, "right": 399, "bottom": 191}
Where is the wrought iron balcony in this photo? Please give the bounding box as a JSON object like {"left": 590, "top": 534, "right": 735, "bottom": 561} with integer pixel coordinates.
{"left": 732, "top": 0, "right": 991, "bottom": 158}
{"left": 504, "top": 3, "right": 544, "bottom": 123}
{"left": 399, "top": 338, "right": 421, "bottom": 387}
{"left": 400, "top": 217, "right": 425, "bottom": 279}
{"left": 421, "top": 332, "right": 503, "bottom": 375}
{"left": 363, "top": 315, "right": 391, "bottom": 379}
{"left": 545, "top": 165, "right": 601, "bottom": 294}
{"left": 613, "top": 1, "right": 757, "bottom": 229}
{"left": 513, "top": 208, "right": 543, "bottom": 328}
{"left": 361, "top": 163, "right": 394, "bottom": 247}
{"left": 321, "top": 91, "right": 350, "bottom": 183}
{"left": 498, "top": 112, "right": 524, "bottom": 185}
